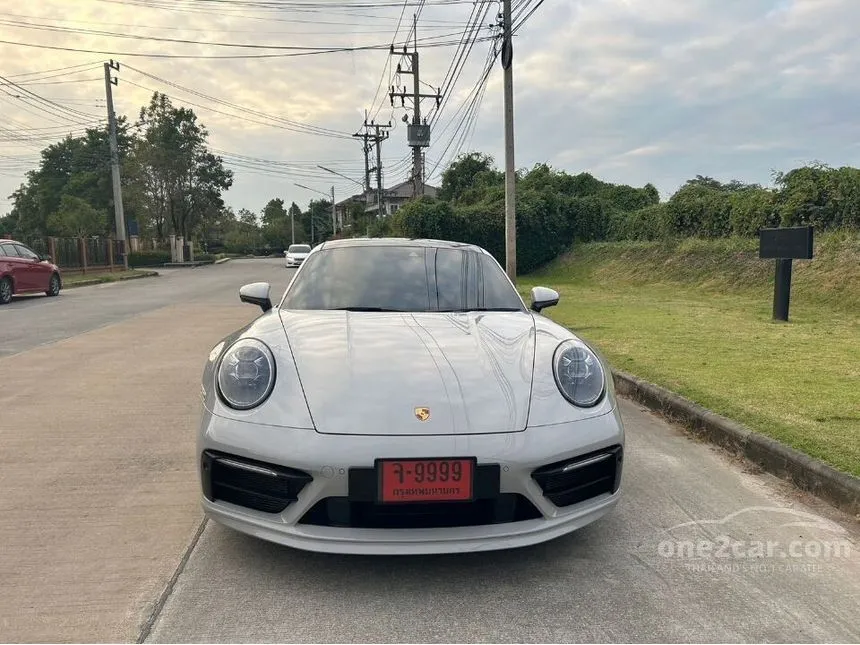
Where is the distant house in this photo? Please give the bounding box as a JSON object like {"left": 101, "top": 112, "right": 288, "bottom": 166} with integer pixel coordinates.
{"left": 335, "top": 180, "right": 439, "bottom": 226}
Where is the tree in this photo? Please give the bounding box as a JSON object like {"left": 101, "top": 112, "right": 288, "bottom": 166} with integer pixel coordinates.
{"left": 46, "top": 195, "right": 108, "bottom": 238}
{"left": 261, "top": 198, "right": 289, "bottom": 249}
{"left": 224, "top": 208, "right": 263, "bottom": 254}
{"left": 287, "top": 202, "right": 303, "bottom": 243}
{"left": 7, "top": 120, "right": 135, "bottom": 236}
{"left": 438, "top": 152, "right": 500, "bottom": 202}
{"left": 0, "top": 213, "right": 17, "bottom": 237}
{"left": 132, "top": 92, "right": 233, "bottom": 242}
{"left": 303, "top": 198, "right": 333, "bottom": 244}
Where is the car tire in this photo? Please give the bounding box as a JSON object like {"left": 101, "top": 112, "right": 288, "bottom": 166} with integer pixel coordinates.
{"left": 0, "top": 277, "right": 12, "bottom": 305}
{"left": 46, "top": 273, "right": 61, "bottom": 297}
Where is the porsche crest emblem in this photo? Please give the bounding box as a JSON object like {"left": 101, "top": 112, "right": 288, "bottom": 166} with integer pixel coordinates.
{"left": 414, "top": 407, "right": 431, "bottom": 422}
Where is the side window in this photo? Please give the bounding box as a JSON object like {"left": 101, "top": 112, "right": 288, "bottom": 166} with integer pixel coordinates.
{"left": 14, "top": 245, "right": 37, "bottom": 260}
{"left": 0, "top": 245, "right": 7, "bottom": 256}
{"left": 478, "top": 253, "right": 524, "bottom": 310}
{"left": 435, "top": 249, "right": 466, "bottom": 311}
{"left": 435, "top": 249, "right": 480, "bottom": 311}
{"left": 3, "top": 244, "right": 21, "bottom": 257}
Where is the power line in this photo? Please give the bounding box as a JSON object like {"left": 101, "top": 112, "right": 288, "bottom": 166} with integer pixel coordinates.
{"left": 0, "top": 75, "right": 104, "bottom": 124}
{"left": 0, "top": 32, "right": 495, "bottom": 59}
{"left": 427, "top": 0, "right": 494, "bottom": 129}
{"left": 512, "top": 0, "right": 547, "bottom": 31}
{"left": 5, "top": 77, "right": 104, "bottom": 86}
{"left": 0, "top": 10, "right": 461, "bottom": 32}
{"left": 4, "top": 61, "right": 103, "bottom": 78}
{"left": 364, "top": 0, "right": 410, "bottom": 124}
{"left": 120, "top": 69, "right": 355, "bottom": 140}
{"left": 427, "top": 44, "right": 498, "bottom": 181}
{"left": 0, "top": 17, "right": 477, "bottom": 51}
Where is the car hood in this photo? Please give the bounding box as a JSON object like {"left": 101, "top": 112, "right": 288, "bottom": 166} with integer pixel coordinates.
{"left": 278, "top": 310, "right": 536, "bottom": 435}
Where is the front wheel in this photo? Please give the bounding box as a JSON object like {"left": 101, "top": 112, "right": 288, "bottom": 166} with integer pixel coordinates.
{"left": 0, "top": 277, "right": 12, "bottom": 305}
{"left": 46, "top": 273, "right": 60, "bottom": 297}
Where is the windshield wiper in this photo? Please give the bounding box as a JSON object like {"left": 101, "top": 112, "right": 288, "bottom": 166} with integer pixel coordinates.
{"left": 439, "top": 307, "right": 522, "bottom": 312}
{"left": 326, "top": 306, "right": 404, "bottom": 312}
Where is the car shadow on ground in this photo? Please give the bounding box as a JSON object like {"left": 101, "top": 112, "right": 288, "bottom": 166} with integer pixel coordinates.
{"left": 6, "top": 293, "right": 53, "bottom": 307}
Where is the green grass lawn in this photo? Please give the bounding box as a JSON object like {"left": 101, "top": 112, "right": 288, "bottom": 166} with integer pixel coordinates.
{"left": 63, "top": 269, "right": 155, "bottom": 286}
{"left": 519, "top": 233, "right": 860, "bottom": 477}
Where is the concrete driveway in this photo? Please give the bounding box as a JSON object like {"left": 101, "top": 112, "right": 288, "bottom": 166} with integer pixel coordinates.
{"left": 1, "top": 258, "right": 857, "bottom": 643}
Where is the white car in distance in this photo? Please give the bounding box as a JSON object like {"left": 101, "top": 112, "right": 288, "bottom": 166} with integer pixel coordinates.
{"left": 285, "top": 244, "right": 311, "bottom": 268}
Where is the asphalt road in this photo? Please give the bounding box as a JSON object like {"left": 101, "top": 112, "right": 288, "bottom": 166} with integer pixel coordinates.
{"left": 0, "top": 259, "right": 296, "bottom": 358}
{"left": 1, "top": 259, "right": 858, "bottom": 643}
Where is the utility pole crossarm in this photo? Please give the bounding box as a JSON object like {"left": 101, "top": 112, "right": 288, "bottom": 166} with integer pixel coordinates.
{"left": 386, "top": 19, "right": 442, "bottom": 200}
{"left": 354, "top": 117, "right": 391, "bottom": 219}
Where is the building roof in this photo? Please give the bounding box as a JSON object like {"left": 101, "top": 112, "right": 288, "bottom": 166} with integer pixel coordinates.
{"left": 335, "top": 181, "right": 439, "bottom": 208}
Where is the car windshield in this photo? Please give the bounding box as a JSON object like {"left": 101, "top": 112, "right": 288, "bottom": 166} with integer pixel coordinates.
{"left": 288, "top": 245, "right": 311, "bottom": 253}
{"left": 281, "top": 245, "right": 525, "bottom": 312}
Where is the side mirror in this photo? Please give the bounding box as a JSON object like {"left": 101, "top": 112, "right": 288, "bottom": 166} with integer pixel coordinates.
{"left": 530, "top": 286, "right": 560, "bottom": 313}
{"left": 239, "top": 282, "right": 272, "bottom": 312}
{"left": 40, "top": 254, "right": 52, "bottom": 263}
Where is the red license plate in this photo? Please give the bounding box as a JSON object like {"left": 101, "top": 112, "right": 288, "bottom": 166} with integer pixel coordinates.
{"left": 377, "top": 458, "right": 475, "bottom": 503}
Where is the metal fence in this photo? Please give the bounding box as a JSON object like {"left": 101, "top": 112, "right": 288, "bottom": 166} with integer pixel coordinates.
{"left": 12, "top": 235, "right": 127, "bottom": 273}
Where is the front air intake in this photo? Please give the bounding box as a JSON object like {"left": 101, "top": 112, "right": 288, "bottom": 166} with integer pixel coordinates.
{"left": 201, "top": 450, "right": 312, "bottom": 514}
{"left": 531, "top": 445, "right": 622, "bottom": 507}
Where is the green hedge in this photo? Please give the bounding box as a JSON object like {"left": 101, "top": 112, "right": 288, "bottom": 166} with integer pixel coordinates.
{"left": 128, "top": 250, "right": 170, "bottom": 267}
{"left": 392, "top": 192, "right": 620, "bottom": 274}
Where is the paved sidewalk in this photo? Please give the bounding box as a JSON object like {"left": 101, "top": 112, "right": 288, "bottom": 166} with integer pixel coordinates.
{"left": 0, "top": 303, "right": 254, "bottom": 642}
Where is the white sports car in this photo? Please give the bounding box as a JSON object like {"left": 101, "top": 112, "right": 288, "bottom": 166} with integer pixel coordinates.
{"left": 199, "top": 238, "right": 625, "bottom": 554}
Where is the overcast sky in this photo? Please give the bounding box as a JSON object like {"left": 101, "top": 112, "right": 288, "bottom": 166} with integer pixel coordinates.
{"left": 2, "top": 0, "right": 859, "bottom": 217}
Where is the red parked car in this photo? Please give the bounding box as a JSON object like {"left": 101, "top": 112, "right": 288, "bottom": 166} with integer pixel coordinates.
{"left": 0, "top": 239, "right": 62, "bottom": 305}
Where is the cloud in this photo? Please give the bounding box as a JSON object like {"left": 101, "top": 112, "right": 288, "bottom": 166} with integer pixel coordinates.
{"left": 2, "top": 0, "right": 860, "bottom": 214}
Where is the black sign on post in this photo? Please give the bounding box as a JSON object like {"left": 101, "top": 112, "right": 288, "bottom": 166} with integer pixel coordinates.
{"left": 758, "top": 226, "right": 814, "bottom": 322}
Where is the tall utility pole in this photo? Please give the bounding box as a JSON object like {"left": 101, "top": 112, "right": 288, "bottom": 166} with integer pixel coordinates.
{"left": 330, "top": 186, "right": 336, "bottom": 234}
{"left": 103, "top": 59, "right": 128, "bottom": 270}
{"left": 353, "top": 119, "right": 391, "bottom": 218}
{"left": 501, "top": 0, "right": 516, "bottom": 281}
{"left": 290, "top": 209, "right": 295, "bottom": 245}
{"left": 389, "top": 19, "right": 442, "bottom": 198}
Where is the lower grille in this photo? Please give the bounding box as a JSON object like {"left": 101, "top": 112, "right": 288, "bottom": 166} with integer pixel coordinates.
{"left": 531, "top": 445, "right": 622, "bottom": 508}
{"left": 299, "top": 494, "right": 542, "bottom": 529}
{"left": 201, "top": 450, "right": 312, "bottom": 514}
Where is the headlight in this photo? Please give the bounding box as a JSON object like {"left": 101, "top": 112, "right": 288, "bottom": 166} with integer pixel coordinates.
{"left": 552, "top": 339, "right": 605, "bottom": 407}
{"left": 216, "top": 338, "right": 276, "bottom": 410}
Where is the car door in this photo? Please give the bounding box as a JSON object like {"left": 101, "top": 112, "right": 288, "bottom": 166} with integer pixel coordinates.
{"left": 0, "top": 243, "right": 15, "bottom": 289}
{"left": 12, "top": 243, "right": 44, "bottom": 291}
{"left": 1, "top": 243, "right": 30, "bottom": 291}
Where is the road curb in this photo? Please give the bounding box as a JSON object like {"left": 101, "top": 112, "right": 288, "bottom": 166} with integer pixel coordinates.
{"left": 64, "top": 271, "right": 159, "bottom": 290}
{"left": 214, "top": 258, "right": 231, "bottom": 264}
{"left": 612, "top": 369, "right": 860, "bottom": 516}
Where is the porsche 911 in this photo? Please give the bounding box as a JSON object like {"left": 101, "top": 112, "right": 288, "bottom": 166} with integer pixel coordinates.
{"left": 198, "top": 238, "right": 625, "bottom": 554}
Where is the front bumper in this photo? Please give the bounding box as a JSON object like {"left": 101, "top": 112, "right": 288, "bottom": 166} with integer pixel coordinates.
{"left": 198, "top": 406, "right": 625, "bottom": 554}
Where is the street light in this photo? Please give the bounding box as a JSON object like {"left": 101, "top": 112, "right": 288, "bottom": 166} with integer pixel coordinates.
{"left": 317, "top": 166, "right": 365, "bottom": 229}
{"left": 317, "top": 165, "right": 364, "bottom": 187}
{"left": 294, "top": 182, "right": 334, "bottom": 244}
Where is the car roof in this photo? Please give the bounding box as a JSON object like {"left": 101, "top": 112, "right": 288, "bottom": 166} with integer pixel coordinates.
{"left": 318, "top": 237, "right": 488, "bottom": 253}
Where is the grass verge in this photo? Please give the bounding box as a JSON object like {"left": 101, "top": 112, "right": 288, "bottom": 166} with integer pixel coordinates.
{"left": 519, "top": 231, "right": 860, "bottom": 477}
{"left": 63, "top": 269, "right": 158, "bottom": 287}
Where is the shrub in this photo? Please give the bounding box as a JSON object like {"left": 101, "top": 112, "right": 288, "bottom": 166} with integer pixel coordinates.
{"left": 128, "top": 250, "right": 170, "bottom": 267}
